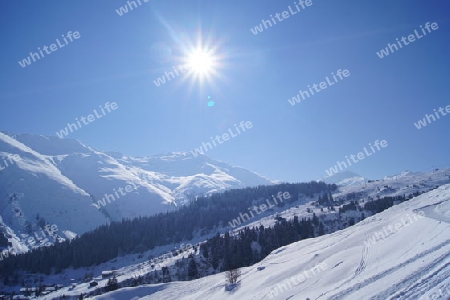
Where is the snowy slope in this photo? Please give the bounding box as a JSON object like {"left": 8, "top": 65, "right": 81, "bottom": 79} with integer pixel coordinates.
{"left": 0, "top": 132, "right": 105, "bottom": 238}
{"left": 322, "top": 170, "right": 367, "bottom": 186}
{"left": 89, "top": 184, "right": 450, "bottom": 300}
{"left": 334, "top": 168, "right": 450, "bottom": 202}
{"left": 228, "top": 167, "right": 450, "bottom": 235}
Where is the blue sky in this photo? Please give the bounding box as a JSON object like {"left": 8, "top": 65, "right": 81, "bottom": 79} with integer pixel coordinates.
{"left": 0, "top": 0, "right": 449, "bottom": 183}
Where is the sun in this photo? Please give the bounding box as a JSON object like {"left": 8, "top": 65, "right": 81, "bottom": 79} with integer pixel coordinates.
{"left": 176, "top": 38, "right": 226, "bottom": 89}
{"left": 185, "top": 49, "right": 216, "bottom": 76}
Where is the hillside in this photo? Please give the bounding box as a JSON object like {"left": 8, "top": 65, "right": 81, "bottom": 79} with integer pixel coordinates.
{"left": 92, "top": 184, "right": 450, "bottom": 300}
{"left": 8, "top": 169, "right": 448, "bottom": 299}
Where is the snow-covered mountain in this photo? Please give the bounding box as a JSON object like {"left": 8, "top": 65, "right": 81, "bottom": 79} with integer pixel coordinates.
{"left": 86, "top": 183, "right": 450, "bottom": 300}
{"left": 0, "top": 132, "right": 274, "bottom": 251}
{"left": 2, "top": 131, "right": 450, "bottom": 299}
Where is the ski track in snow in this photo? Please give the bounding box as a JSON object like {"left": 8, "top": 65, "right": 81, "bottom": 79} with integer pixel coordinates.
{"left": 326, "top": 238, "right": 450, "bottom": 300}
{"left": 386, "top": 260, "right": 450, "bottom": 299}
{"left": 355, "top": 241, "right": 369, "bottom": 277}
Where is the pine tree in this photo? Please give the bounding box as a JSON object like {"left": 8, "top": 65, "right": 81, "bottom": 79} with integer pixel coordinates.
{"left": 349, "top": 217, "right": 355, "bottom": 226}
{"left": 105, "top": 275, "right": 119, "bottom": 292}
{"left": 312, "top": 213, "right": 319, "bottom": 226}
{"left": 318, "top": 222, "right": 324, "bottom": 236}
{"left": 162, "top": 266, "right": 171, "bottom": 283}
{"left": 188, "top": 257, "right": 198, "bottom": 279}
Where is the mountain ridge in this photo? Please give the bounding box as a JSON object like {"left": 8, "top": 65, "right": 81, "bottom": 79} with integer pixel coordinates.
{"left": 0, "top": 132, "right": 274, "bottom": 251}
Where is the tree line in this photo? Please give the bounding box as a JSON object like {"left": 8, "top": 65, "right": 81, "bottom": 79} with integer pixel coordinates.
{"left": 0, "top": 181, "right": 336, "bottom": 277}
